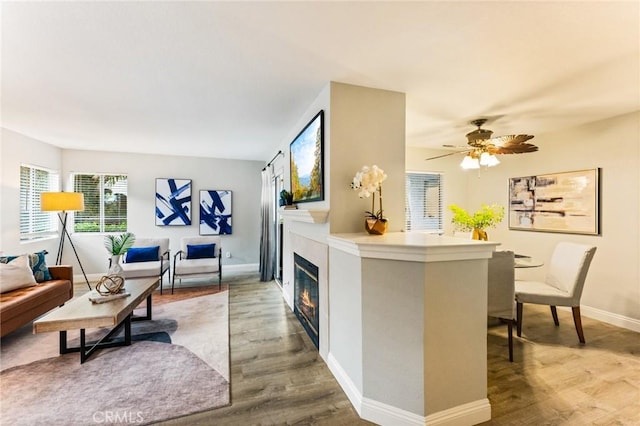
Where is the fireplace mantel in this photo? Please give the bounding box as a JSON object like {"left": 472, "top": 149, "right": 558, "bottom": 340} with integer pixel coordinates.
{"left": 279, "top": 208, "right": 329, "bottom": 224}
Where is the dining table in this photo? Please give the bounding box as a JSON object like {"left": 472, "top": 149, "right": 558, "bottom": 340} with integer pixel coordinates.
{"left": 514, "top": 254, "right": 544, "bottom": 268}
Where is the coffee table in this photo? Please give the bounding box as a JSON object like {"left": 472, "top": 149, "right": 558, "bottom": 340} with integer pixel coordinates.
{"left": 34, "top": 277, "right": 159, "bottom": 363}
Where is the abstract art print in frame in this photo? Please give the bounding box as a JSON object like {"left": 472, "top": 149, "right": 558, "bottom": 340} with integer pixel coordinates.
{"left": 200, "top": 190, "right": 232, "bottom": 235}
{"left": 509, "top": 168, "right": 600, "bottom": 235}
{"left": 155, "top": 178, "right": 192, "bottom": 226}
{"left": 290, "top": 110, "right": 324, "bottom": 204}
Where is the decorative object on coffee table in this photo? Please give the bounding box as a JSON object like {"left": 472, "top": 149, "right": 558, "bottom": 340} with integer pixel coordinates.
{"left": 351, "top": 165, "right": 388, "bottom": 235}
{"left": 95, "top": 275, "right": 126, "bottom": 296}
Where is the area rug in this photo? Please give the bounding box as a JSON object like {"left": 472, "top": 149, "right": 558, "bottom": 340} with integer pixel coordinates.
{"left": 0, "top": 290, "right": 229, "bottom": 425}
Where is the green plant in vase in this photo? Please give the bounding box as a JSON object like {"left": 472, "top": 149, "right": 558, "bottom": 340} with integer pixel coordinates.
{"left": 104, "top": 232, "right": 135, "bottom": 274}
{"left": 448, "top": 204, "right": 505, "bottom": 240}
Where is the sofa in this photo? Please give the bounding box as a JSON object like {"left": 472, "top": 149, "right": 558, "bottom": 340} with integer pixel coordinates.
{"left": 0, "top": 265, "right": 74, "bottom": 337}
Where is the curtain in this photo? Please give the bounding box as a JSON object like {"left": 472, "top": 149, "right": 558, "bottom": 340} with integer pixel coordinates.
{"left": 259, "top": 166, "right": 275, "bottom": 281}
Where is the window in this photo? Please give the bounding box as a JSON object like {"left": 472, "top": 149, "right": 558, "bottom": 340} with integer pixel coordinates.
{"left": 405, "top": 172, "right": 443, "bottom": 232}
{"left": 73, "top": 174, "right": 128, "bottom": 232}
{"left": 20, "top": 164, "right": 59, "bottom": 240}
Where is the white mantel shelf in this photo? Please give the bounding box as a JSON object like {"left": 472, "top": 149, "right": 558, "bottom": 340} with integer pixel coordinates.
{"left": 279, "top": 208, "right": 329, "bottom": 224}
{"left": 327, "top": 231, "right": 499, "bottom": 262}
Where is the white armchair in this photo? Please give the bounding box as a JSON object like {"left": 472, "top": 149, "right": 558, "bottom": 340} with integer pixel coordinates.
{"left": 172, "top": 236, "right": 222, "bottom": 294}
{"left": 515, "top": 242, "right": 597, "bottom": 344}
{"left": 488, "top": 250, "right": 516, "bottom": 362}
{"left": 119, "top": 237, "right": 170, "bottom": 294}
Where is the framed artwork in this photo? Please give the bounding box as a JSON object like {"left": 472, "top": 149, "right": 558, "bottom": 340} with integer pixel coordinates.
{"left": 155, "top": 178, "right": 192, "bottom": 226}
{"left": 200, "top": 190, "right": 232, "bottom": 235}
{"left": 509, "top": 168, "right": 600, "bottom": 235}
{"left": 290, "top": 110, "right": 324, "bottom": 204}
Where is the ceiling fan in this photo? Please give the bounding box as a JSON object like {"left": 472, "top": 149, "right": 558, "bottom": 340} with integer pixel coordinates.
{"left": 426, "top": 118, "right": 538, "bottom": 168}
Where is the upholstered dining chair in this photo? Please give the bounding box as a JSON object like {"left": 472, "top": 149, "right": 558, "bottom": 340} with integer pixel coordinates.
{"left": 172, "top": 236, "right": 222, "bottom": 294}
{"left": 488, "top": 250, "right": 516, "bottom": 362}
{"left": 515, "top": 242, "right": 597, "bottom": 344}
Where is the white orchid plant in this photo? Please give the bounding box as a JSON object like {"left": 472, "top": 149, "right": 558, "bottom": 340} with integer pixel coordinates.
{"left": 351, "top": 165, "right": 388, "bottom": 220}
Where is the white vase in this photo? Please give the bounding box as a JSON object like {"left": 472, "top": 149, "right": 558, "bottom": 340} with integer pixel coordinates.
{"left": 109, "top": 254, "right": 123, "bottom": 275}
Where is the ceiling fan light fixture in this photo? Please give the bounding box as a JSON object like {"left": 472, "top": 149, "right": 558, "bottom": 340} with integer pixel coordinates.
{"left": 460, "top": 155, "right": 480, "bottom": 169}
{"left": 480, "top": 152, "right": 500, "bottom": 167}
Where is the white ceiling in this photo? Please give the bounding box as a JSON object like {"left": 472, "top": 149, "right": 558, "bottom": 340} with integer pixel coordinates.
{"left": 2, "top": 1, "right": 639, "bottom": 162}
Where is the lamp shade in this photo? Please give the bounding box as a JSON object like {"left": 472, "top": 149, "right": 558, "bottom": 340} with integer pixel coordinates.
{"left": 41, "top": 192, "right": 85, "bottom": 212}
{"left": 460, "top": 155, "right": 480, "bottom": 169}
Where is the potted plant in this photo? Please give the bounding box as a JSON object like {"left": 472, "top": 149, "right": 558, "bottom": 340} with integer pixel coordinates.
{"left": 448, "top": 204, "right": 505, "bottom": 240}
{"left": 351, "top": 165, "right": 388, "bottom": 235}
{"left": 104, "top": 232, "right": 135, "bottom": 274}
{"left": 279, "top": 189, "right": 294, "bottom": 207}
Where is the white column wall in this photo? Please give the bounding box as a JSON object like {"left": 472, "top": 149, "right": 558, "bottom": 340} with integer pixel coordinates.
{"left": 329, "top": 82, "right": 406, "bottom": 234}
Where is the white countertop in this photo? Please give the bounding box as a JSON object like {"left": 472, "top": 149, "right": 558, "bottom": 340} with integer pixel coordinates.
{"left": 327, "top": 232, "right": 500, "bottom": 262}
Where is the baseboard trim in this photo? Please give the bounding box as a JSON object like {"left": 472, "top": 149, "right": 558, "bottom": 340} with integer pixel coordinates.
{"left": 361, "top": 397, "right": 425, "bottom": 426}
{"left": 424, "top": 399, "right": 491, "bottom": 426}
{"left": 327, "top": 353, "right": 491, "bottom": 426}
{"left": 326, "top": 353, "right": 363, "bottom": 414}
{"left": 578, "top": 305, "right": 640, "bottom": 333}
{"left": 222, "top": 263, "right": 259, "bottom": 273}
{"left": 78, "top": 263, "right": 258, "bottom": 286}
{"left": 83, "top": 273, "right": 105, "bottom": 284}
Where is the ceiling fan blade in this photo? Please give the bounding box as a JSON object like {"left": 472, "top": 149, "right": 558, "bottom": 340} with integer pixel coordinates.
{"left": 489, "top": 134, "right": 535, "bottom": 147}
{"left": 425, "top": 150, "right": 469, "bottom": 161}
{"left": 485, "top": 134, "right": 538, "bottom": 154}
{"left": 463, "top": 119, "right": 538, "bottom": 155}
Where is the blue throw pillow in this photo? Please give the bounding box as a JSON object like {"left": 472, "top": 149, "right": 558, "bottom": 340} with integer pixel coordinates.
{"left": 186, "top": 243, "right": 216, "bottom": 260}
{"left": 125, "top": 246, "right": 160, "bottom": 263}
{"left": 0, "top": 250, "right": 52, "bottom": 283}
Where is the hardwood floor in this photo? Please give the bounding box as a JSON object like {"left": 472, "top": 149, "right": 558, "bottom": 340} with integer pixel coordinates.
{"left": 156, "top": 273, "right": 639, "bottom": 425}
{"left": 159, "top": 273, "right": 372, "bottom": 425}
{"left": 484, "top": 305, "right": 640, "bottom": 425}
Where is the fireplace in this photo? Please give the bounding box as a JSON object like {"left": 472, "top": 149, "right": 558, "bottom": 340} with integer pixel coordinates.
{"left": 293, "top": 253, "right": 319, "bottom": 349}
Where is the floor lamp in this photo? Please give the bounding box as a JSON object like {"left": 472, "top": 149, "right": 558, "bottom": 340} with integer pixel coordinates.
{"left": 41, "top": 192, "right": 91, "bottom": 290}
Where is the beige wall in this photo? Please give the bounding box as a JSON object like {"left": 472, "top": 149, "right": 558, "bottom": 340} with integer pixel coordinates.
{"left": 329, "top": 82, "right": 406, "bottom": 233}
{"left": 1, "top": 129, "right": 264, "bottom": 279}
{"left": 408, "top": 112, "right": 640, "bottom": 328}
{"left": 1, "top": 129, "right": 63, "bottom": 259}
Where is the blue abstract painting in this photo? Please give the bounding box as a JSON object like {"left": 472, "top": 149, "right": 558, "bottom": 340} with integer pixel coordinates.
{"left": 200, "top": 190, "right": 232, "bottom": 235}
{"left": 155, "top": 178, "right": 192, "bottom": 226}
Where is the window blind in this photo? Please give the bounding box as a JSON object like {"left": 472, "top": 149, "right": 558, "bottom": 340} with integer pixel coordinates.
{"left": 20, "top": 164, "right": 59, "bottom": 240}
{"left": 73, "top": 174, "right": 128, "bottom": 233}
{"left": 405, "top": 172, "right": 443, "bottom": 232}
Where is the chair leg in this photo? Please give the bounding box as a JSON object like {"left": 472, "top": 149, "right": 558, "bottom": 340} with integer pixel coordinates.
{"left": 218, "top": 271, "right": 222, "bottom": 290}
{"left": 159, "top": 274, "right": 163, "bottom": 295}
{"left": 572, "top": 306, "right": 586, "bottom": 344}
{"left": 550, "top": 306, "right": 559, "bottom": 326}
{"left": 507, "top": 319, "right": 514, "bottom": 362}
{"left": 516, "top": 302, "right": 523, "bottom": 337}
